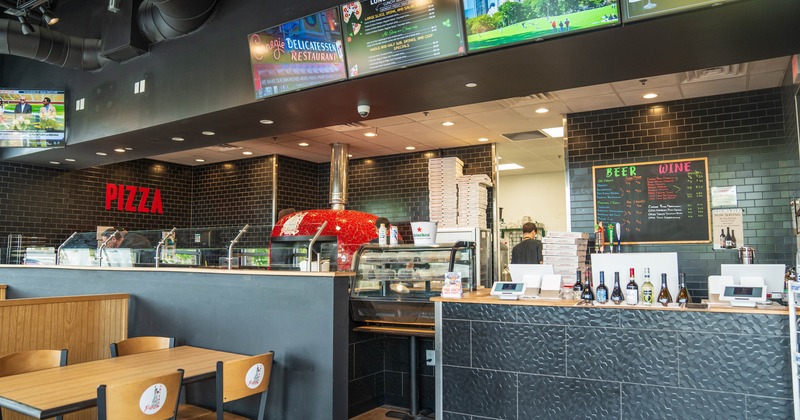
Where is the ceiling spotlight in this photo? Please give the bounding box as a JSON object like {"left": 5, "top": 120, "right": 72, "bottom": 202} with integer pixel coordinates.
{"left": 478, "top": 138, "right": 489, "bottom": 142}
{"left": 195, "top": 158, "right": 205, "bottom": 162}
{"left": 535, "top": 107, "right": 549, "bottom": 114}
{"left": 242, "top": 151, "right": 253, "bottom": 155}
{"left": 364, "top": 128, "right": 378, "bottom": 137}
{"left": 465, "top": 82, "right": 478, "bottom": 88}
{"left": 39, "top": 6, "right": 59, "bottom": 25}
{"left": 405, "top": 146, "right": 416, "bottom": 150}
{"left": 114, "top": 148, "right": 126, "bottom": 153}
{"left": 96, "top": 152, "right": 107, "bottom": 156}
{"left": 171, "top": 137, "right": 184, "bottom": 142}
{"left": 298, "top": 142, "right": 309, "bottom": 147}
{"left": 64, "top": 158, "right": 76, "bottom": 162}
{"left": 259, "top": 119, "right": 274, "bottom": 125}
{"left": 17, "top": 16, "right": 34, "bottom": 35}
{"left": 643, "top": 93, "right": 658, "bottom": 99}
{"left": 49, "top": 161, "right": 60, "bottom": 165}
{"left": 202, "top": 131, "right": 215, "bottom": 136}
{"left": 441, "top": 121, "right": 455, "bottom": 127}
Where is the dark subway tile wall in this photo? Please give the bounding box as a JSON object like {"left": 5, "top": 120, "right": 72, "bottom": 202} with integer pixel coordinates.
{"left": 441, "top": 303, "right": 792, "bottom": 419}
{"left": 276, "top": 155, "right": 320, "bottom": 215}
{"left": 567, "top": 88, "right": 799, "bottom": 299}
{"left": 0, "top": 159, "right": 192, "bottom": 255}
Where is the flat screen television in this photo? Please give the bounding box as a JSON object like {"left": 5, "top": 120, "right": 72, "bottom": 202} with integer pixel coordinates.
{"left": 623, "top": 0, "right": 739, "bottom": 21}
{"left": 464, "top": 0, "right": 620, "bottom": 52}
{"left": 341, "top": 0, "right": 466, "bottom": 78}
{"left": 0, "top": 89, "right": 66, "bottom": 148}
{"left": 248, "top": 8, "right": 348, "bottom": 100}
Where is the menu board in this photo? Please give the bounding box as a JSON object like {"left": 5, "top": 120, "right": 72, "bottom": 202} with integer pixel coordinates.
{"left": 624, "top": 0, "right": 738, "bottom": 21}
{"left": 593, "top": 158, "right": 710, "bottom": 244}
{"left": 248, "top": 8, "right": 347, "bottom": 99}
{"left": 340, "top": 0, "right": 465, "bottom": 78}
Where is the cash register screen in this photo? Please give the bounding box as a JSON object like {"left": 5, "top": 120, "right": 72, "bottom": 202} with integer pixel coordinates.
{"left": 724, "top": 286, "right": 762, "bottom": 297}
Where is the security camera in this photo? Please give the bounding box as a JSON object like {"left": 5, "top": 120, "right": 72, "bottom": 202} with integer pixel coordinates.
{"left": 357, "top": 105, "right": 370, "bottom": 118}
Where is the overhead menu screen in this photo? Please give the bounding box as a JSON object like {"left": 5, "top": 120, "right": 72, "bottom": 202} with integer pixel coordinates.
{"left": 592, "top": 158, "right": 711, "bottom": 244}
{"left": 341, "top": 0, "right": 465, "bottom": 78}
{"left": 624, "top": 0, "right": 739, "bottom": 21}
{"left": 248, "top": 8, "right": 347, "bottom": 99}
{"left": 464, "top": 0, "right": 619, "bottom": 52}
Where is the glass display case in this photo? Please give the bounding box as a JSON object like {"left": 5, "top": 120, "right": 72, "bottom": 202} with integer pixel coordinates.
{"left": 349, "top": 242, "right": 475, "bottom": 326}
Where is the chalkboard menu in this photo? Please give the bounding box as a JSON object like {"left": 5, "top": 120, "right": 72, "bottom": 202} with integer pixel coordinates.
{"left": 593, "top": 158, "right": 710, "bottom": 244}
{"left": 341, "top": 0, "right": 465, "bottom": 78}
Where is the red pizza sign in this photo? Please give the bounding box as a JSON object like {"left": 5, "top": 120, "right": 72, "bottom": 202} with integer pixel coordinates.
{"left": 105, "top": 183, "right": 163, "bottom": 214}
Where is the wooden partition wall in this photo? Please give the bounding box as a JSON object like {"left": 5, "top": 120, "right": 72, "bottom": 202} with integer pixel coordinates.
{"left": 0, "top": 293, "right": 129, "bottom": 420}
{"left": 0, "top": 285, "right": 5, "bottom": 300}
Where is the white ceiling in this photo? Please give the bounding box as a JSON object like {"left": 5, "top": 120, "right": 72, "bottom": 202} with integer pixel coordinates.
{"left": 150, "top": 56, "right": 792, "bottom": 175}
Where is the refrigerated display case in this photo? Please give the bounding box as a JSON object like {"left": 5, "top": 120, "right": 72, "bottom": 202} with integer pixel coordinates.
{"left": 349, "top": 242, "right": 476, "bottom": 327}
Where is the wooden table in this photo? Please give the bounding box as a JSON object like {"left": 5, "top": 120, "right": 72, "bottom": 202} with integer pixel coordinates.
{"left": 0, "top": 346, "right": 245, "bottom": 419}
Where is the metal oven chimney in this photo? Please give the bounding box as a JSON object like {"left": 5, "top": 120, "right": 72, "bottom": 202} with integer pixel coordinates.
{"left": 329, "top": 143, "right": 349, "bottom": 210}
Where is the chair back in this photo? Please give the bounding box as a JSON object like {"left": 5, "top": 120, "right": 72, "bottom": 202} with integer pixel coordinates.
{"left": 213, "top": 352, "right": 273, "bottom": 419}
{"left": 111, "top": 336, "right": 175, "bottom": 357}
{"left": 97, "top": 369, "right": 184, "bottom": 420}
{"left": 0, "top": 349, "right": 68, "bottom": 377}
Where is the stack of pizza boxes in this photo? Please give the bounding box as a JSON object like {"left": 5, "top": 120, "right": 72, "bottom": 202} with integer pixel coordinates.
{"left": 542, "top": 231, "right": 589, "bottom": 286}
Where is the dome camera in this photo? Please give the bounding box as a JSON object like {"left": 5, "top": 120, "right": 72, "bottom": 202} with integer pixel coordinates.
{"left": 357, "top": 104, "right": 370, "bottom": 118}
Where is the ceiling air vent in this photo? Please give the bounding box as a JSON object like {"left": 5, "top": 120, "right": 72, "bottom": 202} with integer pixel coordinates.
{"left": 501, "top": 130, "right": 548, "bottom": 141}
{"left": 204, "top": 144, "right": 243, "bottom": 152}
{"left": 682, "top": 64, "right": 748, "bottom": 84}
{"left": 497, "top": 93, "right": 557, "bottom": 108}
{"left": 326, "top": 122, "right": 371, "bottom": 132}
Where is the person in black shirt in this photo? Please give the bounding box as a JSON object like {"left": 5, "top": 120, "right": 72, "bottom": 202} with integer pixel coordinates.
{"left": 510, "top": 222, "right": 543, "bottom": 264}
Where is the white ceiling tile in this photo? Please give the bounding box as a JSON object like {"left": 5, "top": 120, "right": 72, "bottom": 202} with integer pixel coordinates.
{"left": 748, "top": 71, "right": 787, "bottom": 90}
{"left": 617, "top": 85, "right": 684, "bottom": 105}
{"left": 561, "top": 93, "right": 625, "bottom": 112}
{"left": 679, "top": 77, "right": 748, "bottom": 98}
{"left": 554, "top": 83, "right": 615, "bottom": 99}
{"left": 747, "top": 56, "right": 791, "bottom": 74}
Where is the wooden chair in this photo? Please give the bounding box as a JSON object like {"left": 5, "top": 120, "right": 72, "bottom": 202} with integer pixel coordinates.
{"left": 110, "top": 336, "right": 210, "bottom": 419}
{"left": 0, "top": 349, "right": 68, "bottom": 420}
{"left": 97, "top": 369, "right": 184, "bottom": 420}
{"left": 179, "top": 352, "right": 274, "bottom": 420}
{"left": 110, "top": 336, "right": 176, "bottom": 357}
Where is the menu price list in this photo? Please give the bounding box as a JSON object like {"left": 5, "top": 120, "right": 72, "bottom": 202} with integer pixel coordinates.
{"left": 593, "top": 159, "right": 710, "bottom": 244}
{"left": 342, "top": 0, "right": 464, "bottom": 77}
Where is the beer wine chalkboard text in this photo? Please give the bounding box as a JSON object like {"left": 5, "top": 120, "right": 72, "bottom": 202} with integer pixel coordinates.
{"left": 593, "top": 158, "right": 711, "bottom": 244}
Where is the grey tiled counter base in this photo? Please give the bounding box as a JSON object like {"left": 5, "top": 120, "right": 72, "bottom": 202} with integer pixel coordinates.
{"left": 435, "top": 302, "right": 792, "bottom": 420}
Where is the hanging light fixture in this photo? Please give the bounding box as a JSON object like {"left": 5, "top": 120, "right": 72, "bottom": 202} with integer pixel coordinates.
{"left": 38, "top": 5, "right": 58, "bottom": 25}
{"left": 17, "top": 15, "right": 34, "bottom": 35}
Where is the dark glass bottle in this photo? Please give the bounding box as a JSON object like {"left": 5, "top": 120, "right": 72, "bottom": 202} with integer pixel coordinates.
{"left": 719, "top": 229, "right": 725, "bottom": 249}
{"left": 657, "top": 273, "right": 672, "bottom": 304}
{"left": 676, "top": 273, "right": 691, "bottom": 304}
{"left": 581, "top": 274, "right": 595, "bottom": 302}
{"left": 625, "top": 268, "right": 639, "bottom": 305}
{"left": 725, "top": 227, "right": 732, "bottom": 249}
{"left": 731, "top": 229, "right": 737, "bottom": 249}
{"left": 572, "top": 270, "right": 583, "bottom": 300}
{"left": 610, "top": 272, "right": 624, "bottom": 304}
{"left": 596, "top": 272, "right": 609, "bottom": 304}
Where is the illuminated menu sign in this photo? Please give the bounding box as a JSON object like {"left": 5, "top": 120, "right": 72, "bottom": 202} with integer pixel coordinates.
{"left": 625, "top": 0, "right": 738, "bottom": 21}
{"left": 249, "top": 8, "right": 347, "bottom": 99}
{"left": 341, "top": 0, "right": 465, "bottom": 78}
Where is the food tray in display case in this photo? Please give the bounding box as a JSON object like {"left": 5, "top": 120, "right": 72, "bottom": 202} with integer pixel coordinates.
{"left": 349, "top": 242, "right": 475, "bottom": 325}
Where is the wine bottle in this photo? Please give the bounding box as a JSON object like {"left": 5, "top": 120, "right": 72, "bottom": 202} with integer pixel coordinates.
{"left": 676, "top": 273, "right": 691, "bottom": 304}
{"left": 725, "top": 227, "right": 732, "bottom": 249}
{"left": 657, "top": 273, "right": 672, "bottom": 304}
{"left": 625, "top": 268, "right": 639, "bottom": 305}
{"left": 731, "top": 229, "right": 737, "bottom": 249}
{"left": 719, "top": 229, "right": 725, "bottom": 249}
{"left": 610, "top": 272, "right": 624, "bottom": 304}
{"left": 581, "top": 273, "right": 595, "bottom": 302}
{"left": 596, "top": 271, "right": 609, "bottom": 304}
{"left": 640, "top": 267, "right": 654, "bottom": 305}
{"left": 572, "top": 270, "right": 583, "bottom": 300}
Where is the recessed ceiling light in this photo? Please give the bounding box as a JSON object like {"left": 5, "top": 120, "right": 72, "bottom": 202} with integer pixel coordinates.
{"left": 298, "top": 142, "right": 309, "bottom": 147}
{"left": 49, "top": 161, "right": 60, "bottom": 165}
{"left": 348, "top": 154, "right": 353, "bottom": 158}
{"left": 202, "top": 131, "right": 215, "bottom": 136}
{"left": 498, "top": 163, "right": 524, "bottom": 171}
{"left": 442, "top": 121, "right": 455, "bottom": 127}
{"left": 643, "top": 93, "right": 658, "bottom": 99}
{"left": 114, "top": 148, "right": 126, "bottom": 153}
{"left": 259, "top": 119, "right": 274, "bottom": 125}
{"left": 125, "top": 147, "right": 133, "bottom": 151}
{"left": 405, "top": 146, "right": 416, "bottom": 150}
{"left": 535, "top": 107, "right": 549, "bottom": 114}
{"left": 478, "top": 138, "right": 489, "bottom": 142}
{"left": 542, "top": 127, "right": 564, "bottom": 138}
{"left": 465, "top": 82, "right": 478, "bottom": 88}
{"left": 96, "top": 152, "right": 107, "bottom": 156}
{"left": 64, "top": 158, "right": 76, "bottom": 162}
{"left": 171, "top": 137, "right": 184, "bottom": 142}
{"left": 364, "top": 131, "right": 378, "bottom": 137}
{"left": 195, "top": 159, "right": 205, "bottom": 162}
{"left": 242, "top": 151, "right": 253, "bottom": 155}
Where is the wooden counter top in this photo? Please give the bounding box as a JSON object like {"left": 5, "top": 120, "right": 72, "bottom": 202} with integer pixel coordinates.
{"left": 431, "top": 289, "right": 790, "bottom": 315}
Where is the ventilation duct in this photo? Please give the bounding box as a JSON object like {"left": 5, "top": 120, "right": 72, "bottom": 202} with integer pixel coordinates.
{"left": 0, "top": 19, "right": 106, "bottom": 70}
{"left": 137, "top": 0, "right": 219, "bottom": 43}
{"left": 329, "top": 143, "right": 349, "bottom": 210}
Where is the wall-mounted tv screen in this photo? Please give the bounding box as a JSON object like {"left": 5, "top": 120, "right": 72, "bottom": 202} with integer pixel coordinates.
{"left": 341, "top": 0, "right": 465, "bottom": 78}
{"left": 623, "top": 0, "right": 739, "bottom": 21}
{"left": 464, "top": 0, "right": 620, "bottom": 52}
{"left": 248, "top": 8, "right": 347, "bottom": 99}
{"left": 0, "top": 89, "right": 66, "bottom": 148}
